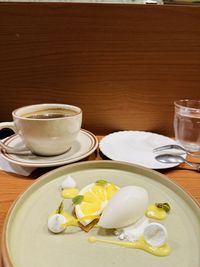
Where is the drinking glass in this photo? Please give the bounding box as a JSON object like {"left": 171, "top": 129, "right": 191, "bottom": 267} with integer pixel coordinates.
{"left": 174, "top": 99, "right": 200, "bottom": 152}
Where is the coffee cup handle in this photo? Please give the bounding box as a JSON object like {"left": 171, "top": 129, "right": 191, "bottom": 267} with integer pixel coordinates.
{"left": 0, "top": 122, "right": 27, "bottom": 154}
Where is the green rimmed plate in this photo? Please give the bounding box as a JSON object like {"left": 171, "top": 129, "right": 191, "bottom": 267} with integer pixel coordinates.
{"left": 2, "top": 161, "right": 200, "bottom": 267}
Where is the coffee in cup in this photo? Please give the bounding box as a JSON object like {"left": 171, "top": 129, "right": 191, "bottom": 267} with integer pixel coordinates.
{"left": 22, "top": 108, "right": 78, "bottom": 119}
{"left": 0, "top": 104, "right": 82, "bottom": 156}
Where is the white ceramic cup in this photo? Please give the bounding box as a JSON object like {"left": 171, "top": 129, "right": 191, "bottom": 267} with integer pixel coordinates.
{"left": 0, "top": 104, "right": 82, "bottom": 156}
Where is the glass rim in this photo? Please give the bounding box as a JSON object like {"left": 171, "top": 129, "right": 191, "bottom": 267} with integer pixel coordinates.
{"left": 174, "top": 99, "right": 200, "bottom": 111}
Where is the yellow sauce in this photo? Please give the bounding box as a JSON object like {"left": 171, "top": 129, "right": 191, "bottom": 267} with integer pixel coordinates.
{"left": 145, "top": 204, "right": 167, "bottom": 220}
{"left": 61, "top": 188, "right": 79, "bottom": 199}
{"left": 88, "top": 235, "right": 171, "bottom": 257}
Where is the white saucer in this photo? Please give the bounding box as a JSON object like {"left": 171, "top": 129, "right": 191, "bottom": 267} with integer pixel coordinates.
{"left": 1, "top": 129, "right": 98, "bottom": 167}
{"left": 99, "top": 131, "right": 186, "bottom": 169}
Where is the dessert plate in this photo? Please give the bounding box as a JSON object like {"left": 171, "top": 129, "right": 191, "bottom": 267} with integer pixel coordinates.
{"left": 0, "top": 129, "right": 98, "bottom": 167}
{"left": 2, "top": 161, "right": 200, "bottom": 267}
{"left": 99, "top": 131, "right": 186, "bottom": 169}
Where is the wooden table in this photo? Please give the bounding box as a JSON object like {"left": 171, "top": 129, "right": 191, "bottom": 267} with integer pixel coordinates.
{"left": 0, "top": 137, "right": 200, "bottom": 266}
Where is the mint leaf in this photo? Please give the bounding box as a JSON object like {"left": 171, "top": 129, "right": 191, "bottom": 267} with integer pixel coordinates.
{"left": 72, "top": 195, "right": 84, "bottom": 205}
{"left": 96, "top": 180, "right": 108, "bottom": 186}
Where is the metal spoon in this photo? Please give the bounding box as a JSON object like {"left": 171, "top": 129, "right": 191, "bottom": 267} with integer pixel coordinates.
{"left": 155, "top": 154, "right": 200, "bottom": 171}
{"left": 153, "top": 144, "right": 200, "bottom": 158}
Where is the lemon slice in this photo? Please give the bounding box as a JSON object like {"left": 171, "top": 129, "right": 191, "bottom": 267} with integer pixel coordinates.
{"left": 75, "top": 182, "right": 119, "bottom": 226}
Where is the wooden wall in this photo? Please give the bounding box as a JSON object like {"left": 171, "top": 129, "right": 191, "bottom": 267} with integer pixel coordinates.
{"left": 0, "top": 3, "right": 200, "bottom": 136}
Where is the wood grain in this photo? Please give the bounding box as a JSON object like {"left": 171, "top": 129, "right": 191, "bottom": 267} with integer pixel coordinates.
{"left": 0, "top": 3, "right": 200, "bottom": 136}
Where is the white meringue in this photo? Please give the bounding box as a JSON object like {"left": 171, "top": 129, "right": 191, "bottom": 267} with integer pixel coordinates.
{"left": 47, "top": 214, "right": 67, "bottom": 234}
{"left": 143, "top": 222, "right": 168, "bottom": 247}
{"left": 60, "top": 175, "right": 76, "bottom": 189}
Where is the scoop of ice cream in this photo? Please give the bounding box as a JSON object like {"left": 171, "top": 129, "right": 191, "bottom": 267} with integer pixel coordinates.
{"left": 98, "top": 186, "right": 149, "bottom": 229}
